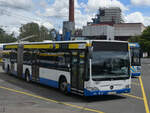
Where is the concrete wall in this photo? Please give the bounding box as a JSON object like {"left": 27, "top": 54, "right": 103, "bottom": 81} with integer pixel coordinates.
{"left": 82, "top": 25, "right": 114, "bottom": 40}
{"left": 114, "top": 23, "right": 145, "bottom": 37}
{"left": 63, "top": 21, "right": 75, "bottom": 35}
{"left": 82, "top": 23, "right": 145, "bottom": 41}
{"left": 62, "top": 21, "right": 75, "bottom": 40}
{"left": 107, "top": 26, "right": 115, "bottom": 40}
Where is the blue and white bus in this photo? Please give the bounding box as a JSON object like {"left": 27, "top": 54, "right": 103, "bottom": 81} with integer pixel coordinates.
{"left": 129, "top": 43, "right": 141, "bottom": 76}
{"left": 2, "top": 40, "right": 131, "bottom": 96}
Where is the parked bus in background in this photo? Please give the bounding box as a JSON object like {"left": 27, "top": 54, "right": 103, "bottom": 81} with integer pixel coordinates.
{"left": 2, "top": 40, "right": 131, "bottom": 96}
{"left": 129, "top": 43, "right": 141, "bottom": 76}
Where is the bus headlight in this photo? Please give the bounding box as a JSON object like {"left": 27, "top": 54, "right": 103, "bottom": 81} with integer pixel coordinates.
{"left": 86, "top": 87, "right": 99, "bottom": 91}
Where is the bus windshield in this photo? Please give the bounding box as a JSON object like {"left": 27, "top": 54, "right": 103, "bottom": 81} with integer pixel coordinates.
{"left": 92, "top": 42, "right": 130, "bottom": 80}
{"left": 130, "top": 47, "right": 141, "bottom": 66}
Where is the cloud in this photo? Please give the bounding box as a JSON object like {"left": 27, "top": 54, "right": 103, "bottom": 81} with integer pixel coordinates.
{"left": 0, "top": 0, "right": 34, "bottom": 10}
{"left": 5, "top": 27, "right": 20, "bottom": 37}
{"left": 34, "top": 20, "right": 54, "bottom": 29}
{"left": 75, "top": 9, "right": 92, "bottom": 28}
{"left": 37, "top": 0, "right": 85, "bottom": 30}
{"left": 0, "top": 0, "right": 55, "bottom": 36}
{"left": 41, "top": 0, "right": 93, "bottom": 29}
{"left": 42, "top": 0, "right": 79, "bottom": 18}
{"left": 42, "top": 22, "right": 54, "bottom": 29}
{"left": 131, "top": 0, "right": 150, "bottom": 6}
{"left": 0, "top": 7, "right": 53, "bottom": 36}
{"left": 44, "top": 7, "right": 68, "bottom": 18}
{"left": 125, "top": 12, "right": 144, "bottom": 23}
{"left": 82, "top": 0, "right": 128, "bottom": 13}
{"left": 39, "top": 0, "right": 49, "bottom": 8}
{"left": 0, "top": 14, "right": 20, "bottom": 36}
{"left": 125, "top": 12, "right": 150, "bottom": 26}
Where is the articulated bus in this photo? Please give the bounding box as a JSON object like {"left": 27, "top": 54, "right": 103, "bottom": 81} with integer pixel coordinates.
{"left": 129, "top": 43, "right": 141, "bottom": 76}
{"left": 2, "top": 40, "right": 131, "bottom": 96}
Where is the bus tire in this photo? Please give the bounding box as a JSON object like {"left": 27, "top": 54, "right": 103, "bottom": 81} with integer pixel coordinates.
{"left": 25, "top": 70, "right": 30, "bottom": 82}
{"left": 59, "top": 76, "right": 68, "bottom": 94}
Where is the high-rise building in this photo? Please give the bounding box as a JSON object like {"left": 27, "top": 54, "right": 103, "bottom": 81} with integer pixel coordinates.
{"left": 92, "top": 7, "right": 123, "bottom": 24}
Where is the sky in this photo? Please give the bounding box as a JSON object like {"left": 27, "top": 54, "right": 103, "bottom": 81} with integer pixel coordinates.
{"left": 0, "top": 0, "right": 150, "bottom": 36}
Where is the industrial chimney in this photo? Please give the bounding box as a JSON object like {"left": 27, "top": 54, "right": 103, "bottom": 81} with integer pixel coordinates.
{"left": 69, "top": 0, "right": 74, "bottom": 22}
{"left": 62, "top": 0, "right": 75, "bottom": 40}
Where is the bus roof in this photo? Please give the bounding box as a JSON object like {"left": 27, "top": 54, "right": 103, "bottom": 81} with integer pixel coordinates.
{"left": 3, "top": 40, "right": 128, "bottom": 50}
{"left": 4, "top": 40, "right": 128, "bottom": 45}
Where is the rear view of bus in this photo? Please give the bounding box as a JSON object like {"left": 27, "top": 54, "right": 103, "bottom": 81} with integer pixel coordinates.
{"left": 129, "top": 43, "right": 141, "bottom": 76}
{"left": 85, "top": 41, "right": 131, "bottom": 96}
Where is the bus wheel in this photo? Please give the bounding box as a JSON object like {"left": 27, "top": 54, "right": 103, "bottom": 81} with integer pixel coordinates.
{"left": 25, "top": 70, "right": 30, "bottom": 82}
{"left": 59, "top": 78, "right": 68, "bottom": 94}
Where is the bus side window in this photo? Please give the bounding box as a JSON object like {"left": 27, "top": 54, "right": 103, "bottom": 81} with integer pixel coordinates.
{"left": 10, "top": 52, "right": 17, "bottom": 62}
{"left": 23, "top": 52, "right": 32, "bottom": 65}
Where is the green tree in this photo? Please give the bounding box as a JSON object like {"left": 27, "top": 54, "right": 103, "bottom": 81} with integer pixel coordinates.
{"left": 0, "top": 28, "right": 17, "bottom": 43}
{"left": 128, "top": 35, "right": 141, "bottom": 43}
{"left": 19, "top": 22, "right": 53, "bottom": 42}
{"left": 39, "top": 26, "right": 52, "bottom": 40}
{"left": 19, "top": 22, "right": 40, "bottom": 42}
{"left": 128, "top": 26, "right": 150, "bottom": 55}
{"left": 0, "top": 28, "right": 5, "bottom": 34}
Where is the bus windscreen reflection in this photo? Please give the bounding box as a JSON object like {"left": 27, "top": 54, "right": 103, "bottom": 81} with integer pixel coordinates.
{"left": 92, "top": 51, "right": 129, "bottom": 80}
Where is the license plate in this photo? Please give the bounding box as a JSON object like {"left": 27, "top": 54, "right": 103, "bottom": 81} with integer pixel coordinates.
{"left": 108, "top": 92, "right": 116, "bottom": 94}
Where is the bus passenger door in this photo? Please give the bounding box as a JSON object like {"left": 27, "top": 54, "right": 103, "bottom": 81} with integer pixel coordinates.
{"left": 17, "top": 44, "right": 23, "bottom": 77}
{"left": 71, "top": 51, "right": 85, "bottom": 94}
{"left": 31, "top": 52, "right": 39, "bottom": 81}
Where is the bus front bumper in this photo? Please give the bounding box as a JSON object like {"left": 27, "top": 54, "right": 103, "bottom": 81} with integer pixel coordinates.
{"left": 84, "top": 88, "right": 131, "bottom": 96}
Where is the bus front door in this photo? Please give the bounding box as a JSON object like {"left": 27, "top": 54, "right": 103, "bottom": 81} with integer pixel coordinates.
{"left": 31, "top": 53, "right": 39, "bottom": 81}
{"left": 71, "top": 51, "right": 85, "bottom": 94}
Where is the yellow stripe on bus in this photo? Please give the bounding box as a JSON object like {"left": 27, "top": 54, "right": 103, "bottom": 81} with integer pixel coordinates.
{"left": 2, "top": 52, "right": 10, "bottom": 54}
{"left": 128, "top": 45, "right": 130, "bottom": 51}
{"left": 49, "top": 44, "right": 53, "bottom": 49}
{"left": 55, "top": 44, "right": 59, "bottom": 49}
{"left": 5, "top": 45, "right": 18, "bottom": 49}
{"left": 69, "top": 44, "right": 79, "bottom": 49}
{"left": 86, "top": 43, "right": 92, "bottom": 47}
{"left": 24, "top": 44, "right": 52, "bottom": 49}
